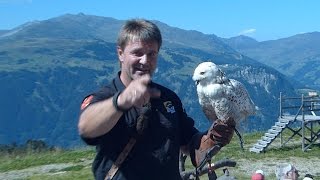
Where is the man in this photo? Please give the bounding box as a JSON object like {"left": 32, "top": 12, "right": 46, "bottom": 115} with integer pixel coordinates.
{"left": 78, "top": 19, "right": 234, "bottom": 180}
{"left": 275, "top": 163, "right": 299, "bottom": 180}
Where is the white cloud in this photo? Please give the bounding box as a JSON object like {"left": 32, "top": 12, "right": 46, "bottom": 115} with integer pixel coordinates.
{"left": 238, "top": 28, "right": 256, "bottom": 36}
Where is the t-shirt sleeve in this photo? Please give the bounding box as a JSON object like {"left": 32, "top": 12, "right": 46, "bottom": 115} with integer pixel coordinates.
{"left": 80, "top": 86, "right": 114, "bottom": 112}
{"left": 79, "top": 86, "right": 115, "bottom": 145}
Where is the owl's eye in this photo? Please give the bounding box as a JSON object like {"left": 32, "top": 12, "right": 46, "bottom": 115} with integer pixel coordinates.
{"left": 200, "top": 72, "right": 205, "bottom": 75}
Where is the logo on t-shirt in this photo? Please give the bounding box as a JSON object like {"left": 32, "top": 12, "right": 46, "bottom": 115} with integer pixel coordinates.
{"left": 163, "top": 101, "right": 175, "bottom": 114}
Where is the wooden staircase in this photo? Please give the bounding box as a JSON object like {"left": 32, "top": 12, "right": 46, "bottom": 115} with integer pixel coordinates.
{"left": 249, "top": 117, "right": 291, "bottom": 153}
{"left": 250, "top": 92, "right": 320, "bottom": 153}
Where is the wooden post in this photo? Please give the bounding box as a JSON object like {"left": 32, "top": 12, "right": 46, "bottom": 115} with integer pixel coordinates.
{"left": 279, "top": 92, "right": 283, "bottom": 146}
{"left": 301, "top": 94, "right": 305, "bottom": 151}
{"left": 279, "top": 92, "right": 283, "bottom": 118}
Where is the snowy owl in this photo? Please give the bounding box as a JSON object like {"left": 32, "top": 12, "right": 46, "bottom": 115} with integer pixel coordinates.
{"left": 192, "top": 61, "right": 256, "bottom": 124}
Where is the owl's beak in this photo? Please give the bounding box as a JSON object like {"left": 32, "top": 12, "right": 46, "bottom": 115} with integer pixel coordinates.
{"left": 195, "top": 80, "right": 199, "bottom": 85}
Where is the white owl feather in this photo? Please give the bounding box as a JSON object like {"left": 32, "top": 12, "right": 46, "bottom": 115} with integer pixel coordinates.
{"left": 192, "top": 61, "right": 257, "bottom": 124}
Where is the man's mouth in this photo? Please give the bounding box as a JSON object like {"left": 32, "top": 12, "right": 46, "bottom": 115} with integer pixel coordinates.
{"left": 136, "top": 65, "right": 149, "bottom": 74}
{"left": 136, "top": 68, "right": 149, "bottom": 74}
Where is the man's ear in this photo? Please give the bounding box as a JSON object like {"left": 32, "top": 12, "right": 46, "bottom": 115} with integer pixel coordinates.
{"left": 117, "top": 46, "right": 124, "bottom": 62}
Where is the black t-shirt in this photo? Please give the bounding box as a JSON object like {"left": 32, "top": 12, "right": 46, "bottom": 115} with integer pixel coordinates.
{"left": 80, "top": 73, "right": 198, "bottom": 180}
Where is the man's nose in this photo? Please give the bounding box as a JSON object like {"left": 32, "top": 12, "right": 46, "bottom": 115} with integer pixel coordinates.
{"left": 140, "top": 54, "right": 148, "bottom": 64}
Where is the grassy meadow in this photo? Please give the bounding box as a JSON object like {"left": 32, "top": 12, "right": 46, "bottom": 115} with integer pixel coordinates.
{"left": 0, "top": 128, "right": 319, "bottom": 180}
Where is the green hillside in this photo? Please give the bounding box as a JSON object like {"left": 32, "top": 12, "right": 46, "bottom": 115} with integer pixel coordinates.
{"left": 0, "top": 130, "right": 319, "bottom": 180}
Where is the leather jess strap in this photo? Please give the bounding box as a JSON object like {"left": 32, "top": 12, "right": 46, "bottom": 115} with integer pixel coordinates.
{"left": 105, "top": 138, "right": 137, "bottom": 180}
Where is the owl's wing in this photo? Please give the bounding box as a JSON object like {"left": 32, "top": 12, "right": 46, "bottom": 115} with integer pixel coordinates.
{"left": 201, "top": 103, "right": 218, "bottom": 122}
{"left": 213, "top": 97, "right": 237, "bottom": 123}
{"left": 199, "top": 82, "right": 239, "bottom": 123}
{"left": 229, "top": 79, "right": 256, "bottom": 118}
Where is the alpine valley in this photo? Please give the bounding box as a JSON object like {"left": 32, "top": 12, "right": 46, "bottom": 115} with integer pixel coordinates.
{"left": 0, "top": 13, "right": 318, "bottom": 147}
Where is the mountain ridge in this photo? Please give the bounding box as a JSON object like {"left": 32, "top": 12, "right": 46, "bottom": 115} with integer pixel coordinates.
{"left": 222, "top": 32, "right": 320, "bottom": 90}
{"left": 0, "top": 13, "right": 304, "bottom": 147}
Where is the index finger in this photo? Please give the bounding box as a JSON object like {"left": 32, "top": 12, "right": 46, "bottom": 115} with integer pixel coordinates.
{"left": 139, "top": 74, "right": 152, "bottom": 85}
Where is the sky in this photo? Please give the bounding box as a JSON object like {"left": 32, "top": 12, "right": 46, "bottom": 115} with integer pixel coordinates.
{"left": 0, "top": 0, "right": 320, "bottom": 41}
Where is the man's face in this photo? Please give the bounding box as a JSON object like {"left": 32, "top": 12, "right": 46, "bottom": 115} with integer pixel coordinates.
{"left": 118, "top": 39, "right": 159, "bottom": 86}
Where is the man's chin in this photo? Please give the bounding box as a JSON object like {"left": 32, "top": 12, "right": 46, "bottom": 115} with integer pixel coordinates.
{"left": 135, "top": 71, "right": 151, "bottom": 77}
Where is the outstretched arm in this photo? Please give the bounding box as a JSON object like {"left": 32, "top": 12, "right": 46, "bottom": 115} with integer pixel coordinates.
{"left": 78, "top": 74, "right": 160, "bottom": 138}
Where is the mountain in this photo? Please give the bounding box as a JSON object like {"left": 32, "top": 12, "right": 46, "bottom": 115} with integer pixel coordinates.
{"left": 222, "top": 33, "right": 320, "bottom": 90}
{"left": 0, "top": 13, "right": 297, "bottom": 147}
{"left": 0, "top": 30, "right": 10, "bottom": 36}
{"left": 222, "top": 35, "right": 259, "bottom": 49}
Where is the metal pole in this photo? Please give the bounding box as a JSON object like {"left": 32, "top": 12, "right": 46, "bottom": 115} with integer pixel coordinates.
{"left": 279, "top": 92, "right": 283, "bottom": 118}
{"left": 279, "top": 92, "right": 283, "bottom": 146}
{"left": 302, "top": 94, "right": 305, "bottom": 151}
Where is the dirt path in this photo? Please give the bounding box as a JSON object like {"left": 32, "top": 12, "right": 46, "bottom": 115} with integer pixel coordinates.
{"left": 0, "top": 160, "right": 92, "bottom": 180}
{"left": 235, "top": 157, "right": 320, "bottom": 177}
{"left": 0, "top": 157, "right": 319, "bottom": 179}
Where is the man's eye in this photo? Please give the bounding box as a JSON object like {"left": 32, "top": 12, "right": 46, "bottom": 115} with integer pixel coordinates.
{"left": 134, "top": 52, "right": 143, "bottom": 57}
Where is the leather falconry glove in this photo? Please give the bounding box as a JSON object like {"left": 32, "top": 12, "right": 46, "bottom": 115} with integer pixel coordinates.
{"left": 190, "top": 117, "right": 235, "bottom": 167}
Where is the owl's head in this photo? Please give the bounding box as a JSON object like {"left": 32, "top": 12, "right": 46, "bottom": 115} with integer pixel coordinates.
{"left": 192, "top": 61, "right": 228, "bottom": 85}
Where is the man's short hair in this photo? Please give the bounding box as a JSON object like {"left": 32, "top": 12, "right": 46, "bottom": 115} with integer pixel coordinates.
{"left": 117, "top": 19, "right": 162, "bottom": 51}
